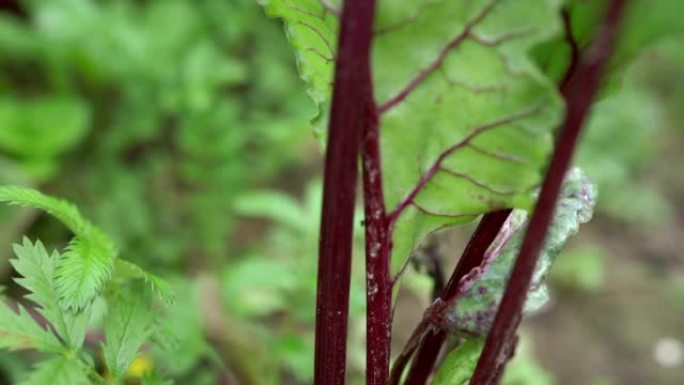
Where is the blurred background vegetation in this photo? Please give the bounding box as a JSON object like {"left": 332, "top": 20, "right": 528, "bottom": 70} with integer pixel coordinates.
{"left": 0, "top": 1, "right": 682, "bottom": 384}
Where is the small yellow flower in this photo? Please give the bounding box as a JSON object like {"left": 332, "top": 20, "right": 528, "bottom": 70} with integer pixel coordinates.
{"left": 127, "top": 354, "right": 154, "bottom": 377}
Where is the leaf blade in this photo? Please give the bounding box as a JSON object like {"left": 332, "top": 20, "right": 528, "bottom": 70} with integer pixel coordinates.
{"left": 114, "top": 259, "right": 176, "bottom": 305}
{"left": 431, "top": 338, "right": 484, "bottom": 385}
{"left": 10, "top": 238, "right": 90, "bottom": 349}
{"left": 375, "top": 0, "right": 564, "bottom": 274}
{"left": 18, "top": 356, "right": 90, "bottom": 385}
{"left": 257, "top": 0, "right": 339, "bottom": 135}
{"left": 103, "top": 291, "right": 155, "bottom": 379}
{"left": 0, "top": 302, "right": 62, "bottom": 353}
{"left": 0, "top": 186, "right": 117, "bottom": 310}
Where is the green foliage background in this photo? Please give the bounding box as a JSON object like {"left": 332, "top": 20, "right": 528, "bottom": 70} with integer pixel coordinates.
{"left": 0, "top": 1, "right": 340, "bottom": 383}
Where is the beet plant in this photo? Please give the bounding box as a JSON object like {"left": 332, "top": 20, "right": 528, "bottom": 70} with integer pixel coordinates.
{"left": 258, "top": 0, "right": 682, "bottom": 384}
{"left": 0, "top": 0, "right": 681, "bottom": 384}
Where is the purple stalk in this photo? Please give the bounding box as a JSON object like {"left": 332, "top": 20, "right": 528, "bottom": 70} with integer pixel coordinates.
{"left": 469, "top": 1, "right": 627, "bottom": 383}
{"left": 313, "top": 0, "right": 376, "bottom": 384}
{"left": 362, "top": 110, "right": 391, "bottom": 385}
{"left": 398, "top": 210, "right": 512, "bottom": 385}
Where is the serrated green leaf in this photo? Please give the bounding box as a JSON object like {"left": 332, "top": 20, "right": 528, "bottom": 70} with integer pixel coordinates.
{"left": 257, "top": 0, "right": 339, "bottom": 135}
{"left": 0, "top": 303, "right": 62, "bottom": 353}
{"left": 55, "top": 233, "right": 116, "bottom": 311}
{"left": 18, "top": 356, "right": 90, "bottom": 385}
{"left": 0, "top": 186, "right": 90, "bottom": 234}
{"left": 103, "top": 291, "right": 155, "bottom": 379}
{"left": 10, "top": 238, "right": 91, "bottom": 349}
{"left": 114, "top": 259, "right": 175, "bottom": 305}
{"left": 432, "top": 338, "right": 484, "bottom": 385}
{"left": 0, "top": 186, "right": 117, "bottom": 310}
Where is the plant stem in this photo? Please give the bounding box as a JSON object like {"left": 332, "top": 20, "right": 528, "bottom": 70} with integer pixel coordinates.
{"left": 313, "top": 0, "right": 376, "bottom": 384}
{"left": 469, "top": 1, "right": 627, "bottom": 384}
{"left": 400, "top": 210, "right": 512, "bottom": 385}
{"left": 362, "top": 102, "right": 389, "bottom": 385}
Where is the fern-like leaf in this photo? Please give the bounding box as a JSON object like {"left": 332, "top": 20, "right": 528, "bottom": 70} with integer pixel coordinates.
{"left": 103, "top": 291, "right": 155, "bottom": 379}
{"left": 10, "top": 238, "right": 90, "bottom": 349}
{"left": 0, "top": 186, "right": 117, "bottom": 310}
{"left": 18, "top": 356, "right": 90, "bottom": 385}
{"left": 114, "top": 259, "right": 176, "bottom": 305}
{"left": 0, "top": 302, "right": 62, "bottom": 352}
{"left": 0, "top": 186, "right": 88, "bottom": 234}
{"left": 56, "top": 234, "right": 116, "bottom": 311}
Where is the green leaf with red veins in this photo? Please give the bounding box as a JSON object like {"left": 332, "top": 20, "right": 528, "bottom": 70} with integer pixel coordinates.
{"left": 256, "top": 0, "right": 340, "bottom": 137}
{"left": 263, "top": 0, "right": 565, "bottom": 280}
{"left": 374, "top": 0, "right": 563, "bottom": 275}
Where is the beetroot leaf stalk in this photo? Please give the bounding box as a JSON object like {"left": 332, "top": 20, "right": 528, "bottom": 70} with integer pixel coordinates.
{"left": 398, "top": 210, "right": 513, "bottom": 385}
{"left": 362, "top": 101, "right": 391, "bottom": 385}
{"left": 313, "top": 1, "right": 377, "bottom": 385}
{"left": 469, "top": 1, "right": 628, "bottom": 383}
